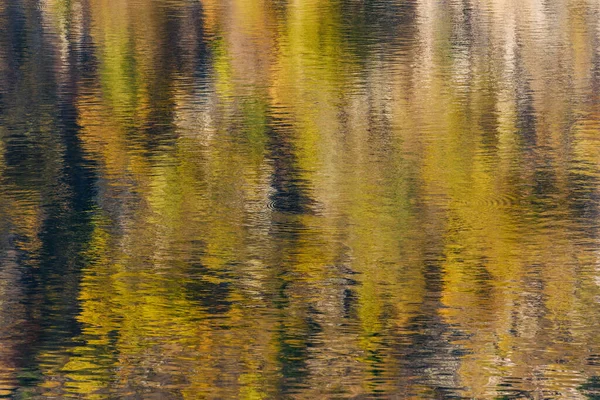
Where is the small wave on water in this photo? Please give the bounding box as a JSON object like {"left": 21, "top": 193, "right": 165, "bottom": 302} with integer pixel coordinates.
{"left": 456, "top": 192, "right": 522, "bottom": 211}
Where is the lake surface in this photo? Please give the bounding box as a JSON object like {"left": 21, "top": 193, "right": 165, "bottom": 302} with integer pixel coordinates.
{"left": 2, "top": 0, "right": 600, "bottom": 398}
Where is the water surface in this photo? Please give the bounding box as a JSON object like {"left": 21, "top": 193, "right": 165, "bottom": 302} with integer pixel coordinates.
{"left": 2, "top": 0, "right": 600, "bottom": 398}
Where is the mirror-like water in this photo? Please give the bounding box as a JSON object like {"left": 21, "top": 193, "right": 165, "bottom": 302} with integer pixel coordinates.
{"left": 2, "top": 0, "right": 600, "bottom": 398}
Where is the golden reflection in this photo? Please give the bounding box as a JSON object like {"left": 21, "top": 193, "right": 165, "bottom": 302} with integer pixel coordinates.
{"left": 1, "top": 0, "right": 600, "bottom": 398}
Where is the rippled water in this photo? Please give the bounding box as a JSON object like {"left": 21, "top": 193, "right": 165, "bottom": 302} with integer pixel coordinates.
{"left": 2, "top": 0, "right": 600, "bottom": 398}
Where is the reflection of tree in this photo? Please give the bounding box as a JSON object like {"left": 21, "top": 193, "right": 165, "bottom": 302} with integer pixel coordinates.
{"left": 2, "top": 0, "right": 600, "bottom": 398}
{"left": 0, "top": 0, "right": 98, "bottom": 397}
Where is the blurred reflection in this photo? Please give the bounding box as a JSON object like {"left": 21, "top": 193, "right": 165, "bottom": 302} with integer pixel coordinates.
{"left": 2, "top": 0, "right": 600, "bottom": 398}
